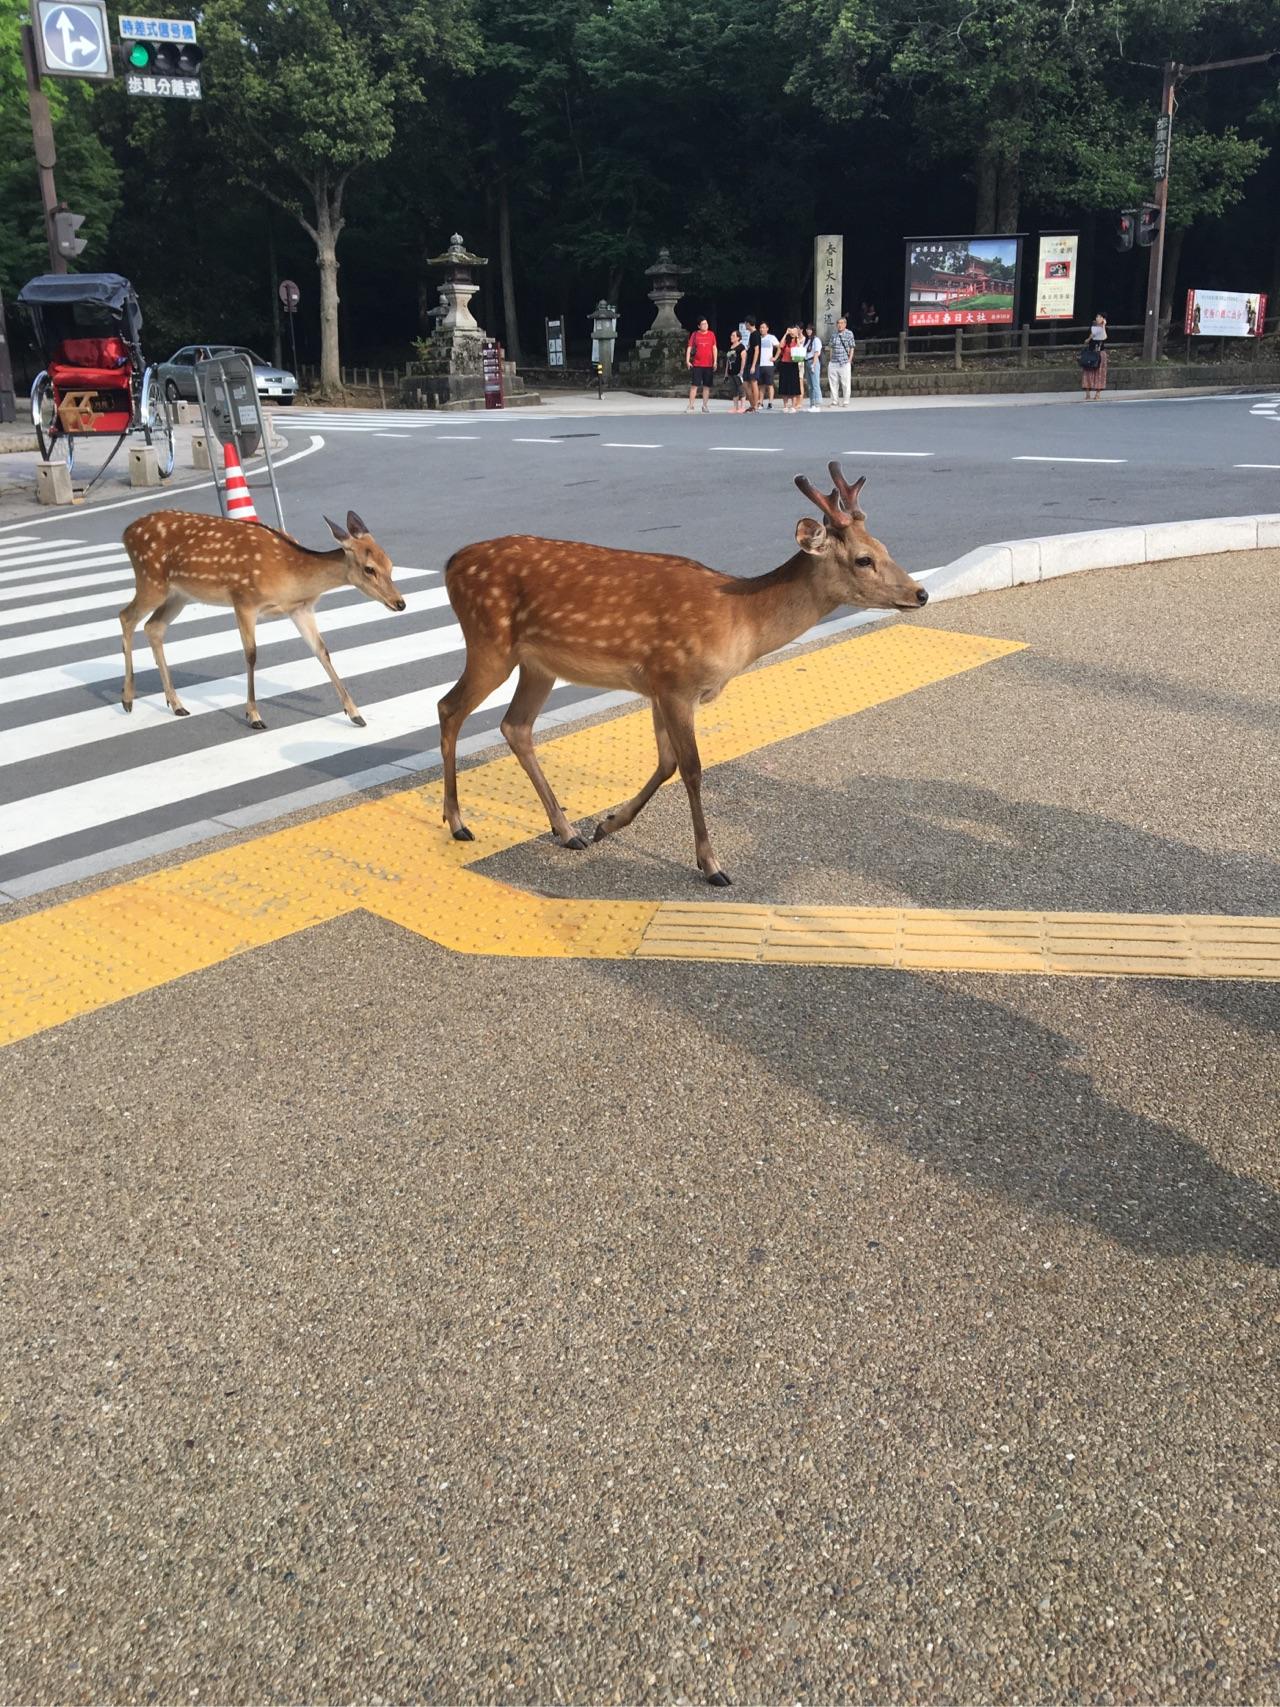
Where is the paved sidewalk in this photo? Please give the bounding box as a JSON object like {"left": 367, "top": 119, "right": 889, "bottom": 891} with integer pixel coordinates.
{"left": 1, "top": 550, "right": 1277, "bottom": 1703}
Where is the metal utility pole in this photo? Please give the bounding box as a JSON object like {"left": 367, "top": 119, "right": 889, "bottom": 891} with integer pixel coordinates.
{"left": 21, "top": 23, "right": 65, "bottom": 275}
{"left": 1143, "top": 49, "right": 1280, "bottom": 363}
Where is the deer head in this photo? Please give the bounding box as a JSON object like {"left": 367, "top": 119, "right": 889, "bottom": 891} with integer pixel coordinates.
{"left": 793, "top": 464, "right": 927, "bottom": 611}
{"left": 325, "top": 510, "right": 406, "bottom": 611}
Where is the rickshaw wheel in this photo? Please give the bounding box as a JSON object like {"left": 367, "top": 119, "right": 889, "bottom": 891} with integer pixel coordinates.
{"left": 141, "top": 366, "right": 176, "bottom": 478}
{"left": 31, "top": 373, "right": 75, "bottom": 474}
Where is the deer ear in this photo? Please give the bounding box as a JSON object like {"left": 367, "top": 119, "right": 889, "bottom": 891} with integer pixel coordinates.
{"left": 795, "top": 517, "right": 829, "bottom": 554}
{"left": 346, "top": 510, "right": 368, "bottom": 538}
{"left": 325, "top": 515, "right": 349, "bottom": 544}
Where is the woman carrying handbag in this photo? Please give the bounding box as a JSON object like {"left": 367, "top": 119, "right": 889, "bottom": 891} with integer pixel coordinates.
{"left": 1079, "top": 313, "right": 1108, "bottom": 401}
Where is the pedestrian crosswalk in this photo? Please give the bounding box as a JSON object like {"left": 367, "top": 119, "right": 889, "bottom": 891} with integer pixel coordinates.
{"left": 278, "top": 407, "right": 565, "bottom": 434}
{"left": 0, "top": 527, "right": 598, "bottom": 901}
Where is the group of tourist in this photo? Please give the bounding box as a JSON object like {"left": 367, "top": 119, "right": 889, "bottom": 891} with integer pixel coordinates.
{"left": 684, "top": 316, "right": 860, "bottom": 413}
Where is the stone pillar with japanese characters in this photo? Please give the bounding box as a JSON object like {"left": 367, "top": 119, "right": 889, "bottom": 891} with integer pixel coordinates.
{"left": 815, "top": 236, "right": 843, "bottom": 352}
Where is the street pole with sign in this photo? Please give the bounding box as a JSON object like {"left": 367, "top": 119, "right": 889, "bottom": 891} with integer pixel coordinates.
{"left": 1142, "top": 49, "right": 1280, "bottom": 363}
{"left": 23, "top": 0, "right": 112, "bottom": 273}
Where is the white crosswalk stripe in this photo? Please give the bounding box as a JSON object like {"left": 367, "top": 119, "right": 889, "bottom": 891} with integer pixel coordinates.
{"left": 0, "top": 532, "right": 518, "bottom": 897}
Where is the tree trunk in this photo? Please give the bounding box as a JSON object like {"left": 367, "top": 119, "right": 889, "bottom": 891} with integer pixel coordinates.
{"left": 1159, "top": 225, "right": 1186, "bottom": 334}
{"left": 974, "top": 141, "right": 997, "bottom": 234}
{"left": 267, "top": 214, "right": 282, "bottom": 369}
{"left": 312, "top": 183, "right": 345, "bottom": 397}
{"left": 995, "top": 148, "right": 1021, "bottom": 233}
{"left": 497, "top": 178, "right": 523, "bottom": 364}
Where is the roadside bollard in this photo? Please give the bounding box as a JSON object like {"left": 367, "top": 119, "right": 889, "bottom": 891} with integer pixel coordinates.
{"left": 191, "top": 433, "right": 212, "bottom": 470}
{"left": 129, "top": 445, "right": 161, "bottom": 487}
{"left": 35, "top": 460, "right": 72, "bottom": 505}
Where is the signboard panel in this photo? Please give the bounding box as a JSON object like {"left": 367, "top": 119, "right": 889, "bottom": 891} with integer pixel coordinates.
{"left": 1184, "top": 289, "right": 1267, "bottom": 338}
{"left": 545, "top": 317, "right": 565, "bottom": 367}
{"left": 814, "top": 234, "right": 843, "bottom": 350}
{"left": 119, "top": 13, "right": 196, "bottom": 36}
{"left": 482, "top": 340, "right": 505, "bottom": 409}
{"left": 1035, "top": 234, "right": 1079, "bottom": 320}
{"left": 905, "top": 235, "right": 1021, "bottom": 328}
{"left": 125, "top": 72, "right": 199, "bottom": 96}
{"left": 32, "top": 0, "right": 112, "bottom": 79}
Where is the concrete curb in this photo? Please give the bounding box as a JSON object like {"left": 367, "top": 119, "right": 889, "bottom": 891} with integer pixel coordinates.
{"left": 924, "top": 511, "right": 1280, "bottom": 602}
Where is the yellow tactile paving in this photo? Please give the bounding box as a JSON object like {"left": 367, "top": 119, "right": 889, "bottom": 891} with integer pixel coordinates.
{"left": 1, "top": 618, "right": 1273, "bottom": 1051}
{"left": 636, "top": 905, "right": 1280, "bottom": 979}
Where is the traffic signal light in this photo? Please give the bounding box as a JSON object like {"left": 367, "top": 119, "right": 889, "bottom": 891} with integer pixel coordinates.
{"left": 118, "top": 38, "right": 203, "bottom": 75}
{"left": 1137, "top": 204, "right": 1161, "bottom": 247}
{"left": 1114, "top": 209, "right": 1136, "bottom": 252}
{"left": 53, "top": 208, "right": 86, "bottom": 259}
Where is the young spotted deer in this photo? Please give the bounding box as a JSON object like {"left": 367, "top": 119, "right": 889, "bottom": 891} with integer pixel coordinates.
{"left": 439, "top": 463, "right": 927, "bottom": 884}
{"left": 119, "top": 510, "right": 405, "bottom": 730}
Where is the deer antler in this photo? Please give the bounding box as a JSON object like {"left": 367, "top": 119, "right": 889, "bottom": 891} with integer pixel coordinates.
{"left": 794, "top": 474, "right": 852, "bottom": 528}
{"left": 827, "top": 463, "right": 867, "bottom": 518}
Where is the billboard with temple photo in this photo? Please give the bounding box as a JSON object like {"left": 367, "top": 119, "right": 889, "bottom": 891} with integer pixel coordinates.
{"left": 905, "top": 236, "right": 1022, "bottom": 327}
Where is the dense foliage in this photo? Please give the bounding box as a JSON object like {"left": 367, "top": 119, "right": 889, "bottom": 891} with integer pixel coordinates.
{"left": 3, "top": 0, "right": 1277, "bottom": 388}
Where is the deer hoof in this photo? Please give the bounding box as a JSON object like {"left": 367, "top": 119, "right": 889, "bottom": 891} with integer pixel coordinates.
{"left": 173, "top": 706, "right": 190, "bottom": 718}
{"left": 249, "top": 718, "right": 266, "bottom": 731}
{"left": 452, "top": 826, "right": 476, "bottom": 842}
{"left": 350, "top": 713, "right": 366, "bottom": 728}
{"left": 122, "top": 702, "right": 132, "bottom": 714}
{"left": 562, "top": 834, "right": 588, "bottom": 851}
{"left": 592, "top": 817, "right": 614, "bottom": 842}
{"left": 705, "top": 869, "right": 732, "bottom": 887}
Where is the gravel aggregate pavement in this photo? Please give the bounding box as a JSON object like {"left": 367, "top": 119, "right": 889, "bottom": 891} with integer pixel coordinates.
{"left": 2, "top": 550, "right": 1278, "bottom": 1704}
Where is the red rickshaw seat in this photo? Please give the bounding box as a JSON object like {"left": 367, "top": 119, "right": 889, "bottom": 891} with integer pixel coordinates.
{"left": 48, "top": 335, "right": 131, "bottom": 392}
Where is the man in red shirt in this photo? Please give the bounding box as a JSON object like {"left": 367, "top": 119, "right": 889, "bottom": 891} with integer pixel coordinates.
{"left": 685, "top": 319, "right": 718, "bottom": 413}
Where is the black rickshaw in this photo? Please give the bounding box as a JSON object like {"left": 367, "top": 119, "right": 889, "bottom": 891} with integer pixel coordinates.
{"left": 16, "top": 272, "right": 175, "bottom": 479}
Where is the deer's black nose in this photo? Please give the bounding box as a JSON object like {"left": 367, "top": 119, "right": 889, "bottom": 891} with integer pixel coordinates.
{"left": 915, "top": 587, "right": 929, "bottom": 605}
{"left": 394, "top": 598, "right": 407, "bottom": 612}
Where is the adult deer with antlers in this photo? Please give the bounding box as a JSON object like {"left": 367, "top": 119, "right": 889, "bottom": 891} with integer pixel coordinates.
{"left": 119, "top": 510, "right": 405, "bottom": 730}
{"left": 439, "top": 463, "right": 927, "bottom": 884}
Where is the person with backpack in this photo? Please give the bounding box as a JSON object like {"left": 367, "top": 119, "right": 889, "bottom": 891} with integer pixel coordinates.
{"left": 1079, "top": 313, "right": 1108, "bottom": 401}
{"left": 685, "top": 318, "right": 718, "bottom": 412}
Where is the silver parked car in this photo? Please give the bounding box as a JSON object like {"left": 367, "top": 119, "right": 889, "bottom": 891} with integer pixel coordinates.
{"left": 157, "top": 344, "right": 299, "bottom": 405}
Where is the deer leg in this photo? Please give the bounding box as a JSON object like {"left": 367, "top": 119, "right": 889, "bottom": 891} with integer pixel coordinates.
{"left": 658, "top": 695, "right": 730, "bottom": 886}
{"left": 500, "top": 664, "right": 584, "bottom": 848}
{"left": 290, "top": 605, "right": 364, "bottom": 726}
{"left": 143, "top": 590, "right": 191, "bottom": 717}
{"left": 119, "top": 577, "right": 164, "bottom": 713}
{"left": 593, "top": 701, "right": 678, "bottom": 842}
{"left": 234, "top": 603, "right": 266, "bottom": 730}
{"left": 438, "top": 646, "right": 513, "bottom": 841}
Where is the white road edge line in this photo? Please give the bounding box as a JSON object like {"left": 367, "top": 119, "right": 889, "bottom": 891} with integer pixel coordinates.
{"left": 1234, "top": 463, "right": 1280, "bottom": 469}
{"left": 0, "top": 434, "right": 327, "bottom": 534}
{"left": 603, "top": 443, "right": 662, "bottom": 449}
{"left": 1012, "top": 455, "right": 1128, "bottom": 464}
{"left": 839, "top": 449, "right": 934, "bottom": 457}
{"left": 710, "top": 446, "right": 780, "bottom": 454}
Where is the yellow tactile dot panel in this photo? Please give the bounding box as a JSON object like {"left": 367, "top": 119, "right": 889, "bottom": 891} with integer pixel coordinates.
{"left": 1, "top": 618, "right": 1271, "bottom": 1050}
{"left": 637, "top": 905, "right": 1280, "bottom": 980}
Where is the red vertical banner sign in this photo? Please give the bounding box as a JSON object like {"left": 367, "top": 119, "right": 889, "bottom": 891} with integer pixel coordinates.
{"left": 482, "top": 340, "right": 505, "bottom": 409}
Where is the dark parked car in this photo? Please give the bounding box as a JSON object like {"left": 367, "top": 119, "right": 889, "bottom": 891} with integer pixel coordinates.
{"left": 157, "top": 344, "right": 298, "bottom": 405}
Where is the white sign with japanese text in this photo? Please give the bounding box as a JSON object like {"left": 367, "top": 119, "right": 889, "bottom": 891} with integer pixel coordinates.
{"left": 814, "top": 235, "right": 843, "bottom": 350}
{"left": 1184, "top": 289, "right": 1267, "bottom": 338}
{"left": 1034, "top": 234, "right": 1078, "bottom": 320}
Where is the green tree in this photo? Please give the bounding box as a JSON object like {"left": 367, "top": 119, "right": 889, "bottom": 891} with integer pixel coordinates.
{"left": 200, "top": 0, "right": 476, "bottom": 394}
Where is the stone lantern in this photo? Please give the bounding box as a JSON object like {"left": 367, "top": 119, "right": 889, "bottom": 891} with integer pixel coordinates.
{"left": 426, "top": 232, "right": 487, "bottom": 336}
{"left": 404, "top": 233, "right": 538, "bottom": 410}
{"left": 589, "top": 300, "right": 619, "bottom": 373}
{"left": 643, "top": 247, "right": 690, "bottom": 337}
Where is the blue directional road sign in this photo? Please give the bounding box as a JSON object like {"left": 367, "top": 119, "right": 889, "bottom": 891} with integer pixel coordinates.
{"left": 32, "top": 0, "right": 113, "bottom": 79}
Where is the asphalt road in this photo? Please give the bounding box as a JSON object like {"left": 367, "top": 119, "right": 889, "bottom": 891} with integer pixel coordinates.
{"left": 1, "top": 549, "right": 1278, "bottom": 1703}
{"left": 1, "top": 389, "right": 1277, "bottom": 902}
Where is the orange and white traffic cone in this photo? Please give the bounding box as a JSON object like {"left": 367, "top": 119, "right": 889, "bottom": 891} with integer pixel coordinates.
{"left": 222, "top": 441, "right": 260, "bottom": 523}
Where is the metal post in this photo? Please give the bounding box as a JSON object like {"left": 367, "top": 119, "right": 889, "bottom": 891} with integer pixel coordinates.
{"left": 1019, "top": 323, "right": 1030, "bottom": 368}
{"left": 1142, "top": 62, "right": 1177, "bottom": 364}
{"left": 897, "top": 331, "right": 907, "bottom": 372}
{"left": 21, "top": 25, "right": 64, "bottom": 276}
{"left": 953, "top": 327, "right": 963, "bottom": 371}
